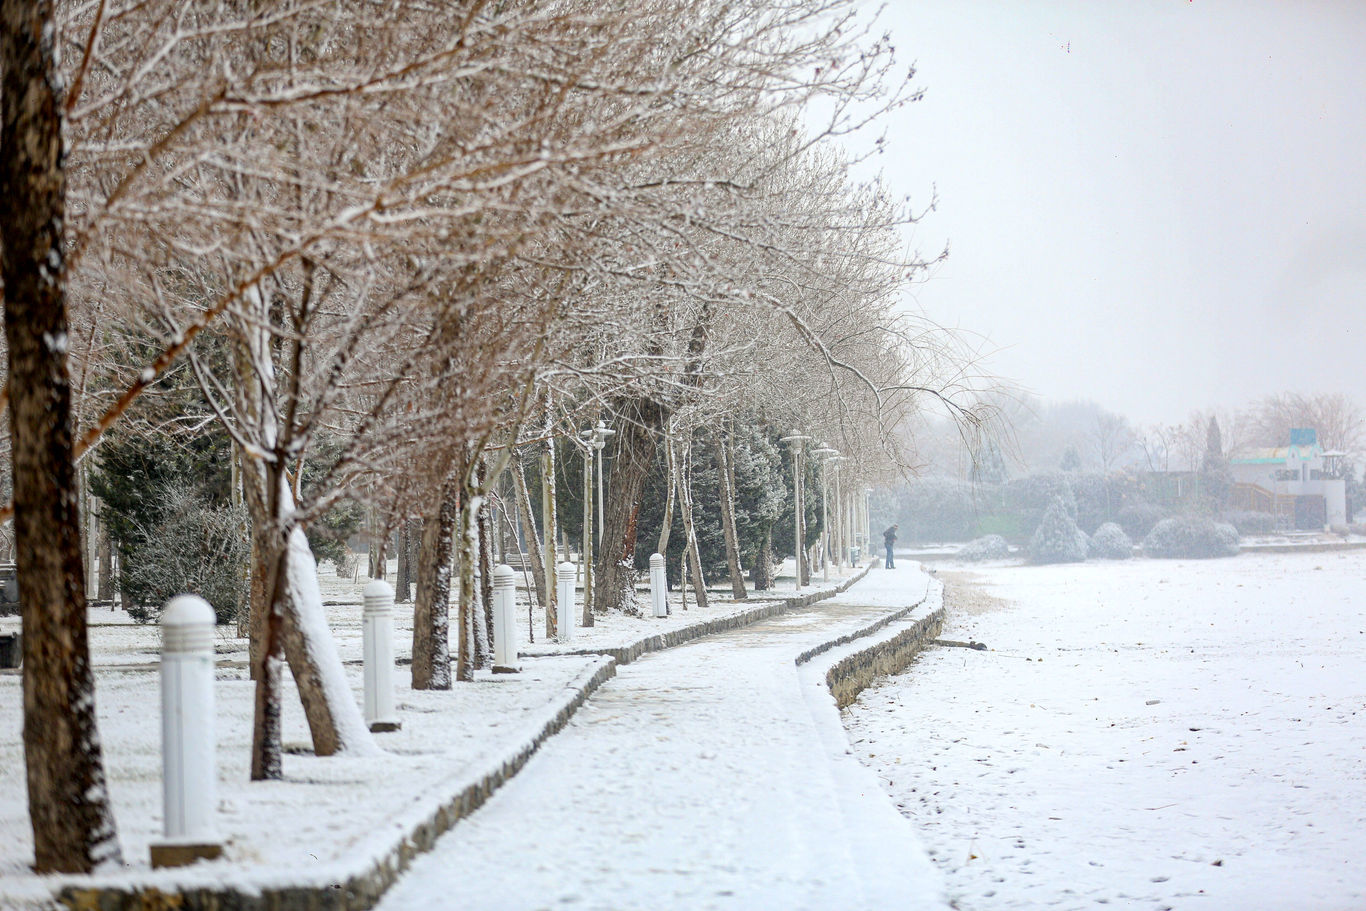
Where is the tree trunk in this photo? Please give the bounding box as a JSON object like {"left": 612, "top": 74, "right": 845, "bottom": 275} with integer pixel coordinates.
{"left": 95, "top": 503, "right": 113, "bottom": 603}
{"left": 540, "top": 445, "right": 557, "bottom": 639}
{"left": 657, "top": 423, "right": 677, "bottom": 557}
{"left": 2, "top": 0, "right": 123, "bottom": 868}
{"left": 412, "top": 479, "right": 458, "bottom": 690}
{"left": 454, "top": 491, "right": 478, "bottom": 682}
{"left": 593, "top": 396, "right": 665, "bottom": 614}
{"left": 751, "top": 526, "right": 775, "bottom": 590}
{"left": 677, "top": 436, "right": 709, "bottom": 609}
{"left": 368, "top": 506, "right": 388, "bottom": 579}
{"left": 511, "top": 455, "right": 547, "bottom": 605}
{"left": 475, "top": 465, "right": 494, "bottom": 668}
{"left": 714, "top": 432, "right": 746, "bottom": 600}
{"left": 246, "top": 468, "right": 377, "bottom": 771}
{"left": 395, "top": 518, "right": 412, "bottom": 602}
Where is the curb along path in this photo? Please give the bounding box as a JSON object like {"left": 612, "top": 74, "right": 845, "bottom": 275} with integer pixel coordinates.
{"left": 376, "top": 565, "right": 948, "bottom": 911}
{"left": 31, "top": 569, "right": 872, "bottom": 911}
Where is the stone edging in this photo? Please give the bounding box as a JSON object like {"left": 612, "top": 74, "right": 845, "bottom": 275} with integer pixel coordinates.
{"left": 799, "top": 576, "right": 947, "bottom": 709}
{"left": 47, "top": 568, "right": 872, "bottom": 911}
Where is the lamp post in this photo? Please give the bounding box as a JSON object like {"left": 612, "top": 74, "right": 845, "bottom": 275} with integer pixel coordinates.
{"left": 779, "top": 431, "right": 810, "bottom": 589}
{"left": 591, "top": 419, "right": 614, "bottom": 548}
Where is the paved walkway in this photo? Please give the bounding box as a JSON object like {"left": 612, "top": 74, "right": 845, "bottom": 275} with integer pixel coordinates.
{"left": 377, "top": 566, "right": 944, "bottom": 911}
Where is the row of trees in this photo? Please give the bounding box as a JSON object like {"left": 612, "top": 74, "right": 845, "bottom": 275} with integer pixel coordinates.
{"left": 2, "top": 0, "right": 990, "bottom": 873}
{"left": 881, "top": 391, "right": 1365, "bottom": 545}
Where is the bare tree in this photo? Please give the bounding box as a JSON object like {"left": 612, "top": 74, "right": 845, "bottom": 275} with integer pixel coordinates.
{"left": 1, "top": 0, "right": 121, "bottom": 871}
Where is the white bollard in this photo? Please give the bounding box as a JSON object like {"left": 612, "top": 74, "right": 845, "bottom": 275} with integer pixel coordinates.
{"left": 362, "top": 580, "right": 401, "bottom": 732}
{"left": 649, "top": 553, "right": 668, "bottom": 618}
{"left": 556, "top": 562, "right": 575, "bottom": 641}
{"left": 492, "top": 564, "right": 520, "bottom": 673}
{"left": 152, "top": 595, "right": 222, "bottom": 867}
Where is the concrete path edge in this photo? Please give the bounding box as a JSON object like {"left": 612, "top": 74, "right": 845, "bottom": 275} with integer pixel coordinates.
{"left": 48, "top": 568, "right": 875, "bottom": 911}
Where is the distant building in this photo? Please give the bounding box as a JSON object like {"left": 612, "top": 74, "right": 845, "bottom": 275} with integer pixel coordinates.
{"left": 1228, "top": 428, "right": 1347, "bottom": 530}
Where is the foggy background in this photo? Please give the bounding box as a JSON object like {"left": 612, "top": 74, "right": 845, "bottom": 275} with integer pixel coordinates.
{"left": 854, "top": 0, "right": 1365, "bottom": 429}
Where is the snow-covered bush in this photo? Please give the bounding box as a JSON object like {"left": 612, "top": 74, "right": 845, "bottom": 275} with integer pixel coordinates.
{"left": 1142, "top": 517, "right": 1240, "bottom": 559}
{"left": 1029, "top": 498, "right": 1088, "bottom": 564}
{"left": 1222, "top": 510, "right": 1275, "bottom": 536}
{"left": 1089, "top": 522, "right": 1133, "bottom": 559}
{"left": 959, "top": 534, "right": 1010, "bottom": 561}
{"left": 1117, "top": 502, "right": 1167, "bottom": 540}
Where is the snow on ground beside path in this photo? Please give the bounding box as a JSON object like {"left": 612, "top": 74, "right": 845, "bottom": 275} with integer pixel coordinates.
{"left": 0, "top": 560, "right": 603, "bottom": 894}
{"left": 843, "top": 550, "right": 1366, "bottom": 910}
{"left": 377, "top": 566, "right": 945, "bottom": 911}
{"left": 0, "top": 554, "right": 857, "bottom": 899}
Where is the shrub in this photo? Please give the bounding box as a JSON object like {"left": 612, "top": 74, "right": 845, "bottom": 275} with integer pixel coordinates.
{"left": 1089, "top": 522, "right": 1133, "bottom": 559}
{"left": 1221, "top": 510, "right": 1275, "bottom": 536}
{"left": 1117, "top": 502, "right": 1167, "bottom": 540}
{"left": 959, "top": 534, "right": 1010, "bottom": 561}
{"left": 119, "top": 485, "right": 249, "bottom": 623}
{"left": 1029, "top": 498, "right": 1088, "bottom": 564}
{"left": 1142, "top": 517, "right": 1240, "bottom": 559}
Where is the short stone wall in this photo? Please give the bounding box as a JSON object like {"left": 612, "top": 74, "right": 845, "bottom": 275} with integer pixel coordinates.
{"left": 821, "top": 609, "right": 945, "bottom": 709}
{"left": 50, "top": 570, "right": 872, "bottom": 911}
{"left": 795, "top": 575, "right": 945, "bottom": 710}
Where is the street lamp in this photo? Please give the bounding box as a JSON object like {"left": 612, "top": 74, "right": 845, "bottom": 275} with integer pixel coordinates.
{"left": 779, "top": 430, "right": 810, "bottom": 589}
{"left": 591, "top": 420, "right": 614, "bottom": 548}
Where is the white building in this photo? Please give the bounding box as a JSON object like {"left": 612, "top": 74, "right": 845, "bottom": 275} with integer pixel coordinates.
{"left": 1229, "top": 429, "right": 1347, "bottom": 530}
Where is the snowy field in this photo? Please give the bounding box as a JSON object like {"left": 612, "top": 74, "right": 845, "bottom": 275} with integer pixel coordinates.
{"left": 844, "top": 550, "right": 1366, "bottom": 911}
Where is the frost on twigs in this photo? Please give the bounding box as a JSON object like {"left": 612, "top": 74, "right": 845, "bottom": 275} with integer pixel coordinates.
{"left": 1028, "top": 498, "right": 1088, "bottom": 564}
{"left": 1142, "top": 517, "right": 1240, "bottom": 559}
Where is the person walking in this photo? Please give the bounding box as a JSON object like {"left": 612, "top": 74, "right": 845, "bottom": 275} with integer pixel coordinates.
{"left": 882, "top": 524, "right": 898, "bottom": 569}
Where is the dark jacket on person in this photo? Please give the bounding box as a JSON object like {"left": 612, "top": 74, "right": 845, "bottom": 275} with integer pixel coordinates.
{"left": 882, "top": 526, "right": 897, "bottom": 547}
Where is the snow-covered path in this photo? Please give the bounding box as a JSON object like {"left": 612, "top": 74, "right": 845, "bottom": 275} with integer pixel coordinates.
{"left": 846, "top": 551, "right": 1366, "bottom": 911}
{"left": 377, "top": 566, "right": 945, "bottom": 911}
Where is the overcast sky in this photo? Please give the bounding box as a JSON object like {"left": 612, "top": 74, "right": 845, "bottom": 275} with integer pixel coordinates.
{"left": 849, "top": 0, "right": 1366, "bottom": 428}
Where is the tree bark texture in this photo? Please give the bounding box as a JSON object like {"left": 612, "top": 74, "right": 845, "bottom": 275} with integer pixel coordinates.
{"left": 2, "top": 0, "right": 124, "bottom": 870}
{"left": 511, "top": 456, "right": 547, "bottom": 606}
{"left": 454, "top": 493, "right": 478, "bottom": 682}
{"left": 540, "top": 446, "right": 557, "bottom": 638}
{"left": 714, "top": 432, "right": 746, "bottom": 600}
{"left": 750, "top": 527, "right": 775, "bottom": 590}
{"left": 475, "top": 478, "right": 494, "bottom": 669}
{"left": 395, "top": 519, "right": 412, "bottom": 602}
{"left": 678, "top": 437, "right": 709, "bottom": 609}
{"left": 656, "top": 425, "right": 676, "bottom": 557}
{"left": 412, "top": 480, "right": 458, "bottom": 689}
{"left": 593, "top": 395, "right": 665, "bottom": 614}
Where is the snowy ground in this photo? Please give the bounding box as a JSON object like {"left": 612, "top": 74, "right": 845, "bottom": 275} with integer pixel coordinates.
{"left": 375, "top": 563, "right": 944, "bottom": 911}
{"left": 0, "top": 557, "right": 848, "bottom": 906}
{"left": 844, "top": 549, "right": 1366, "bottom": 911}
